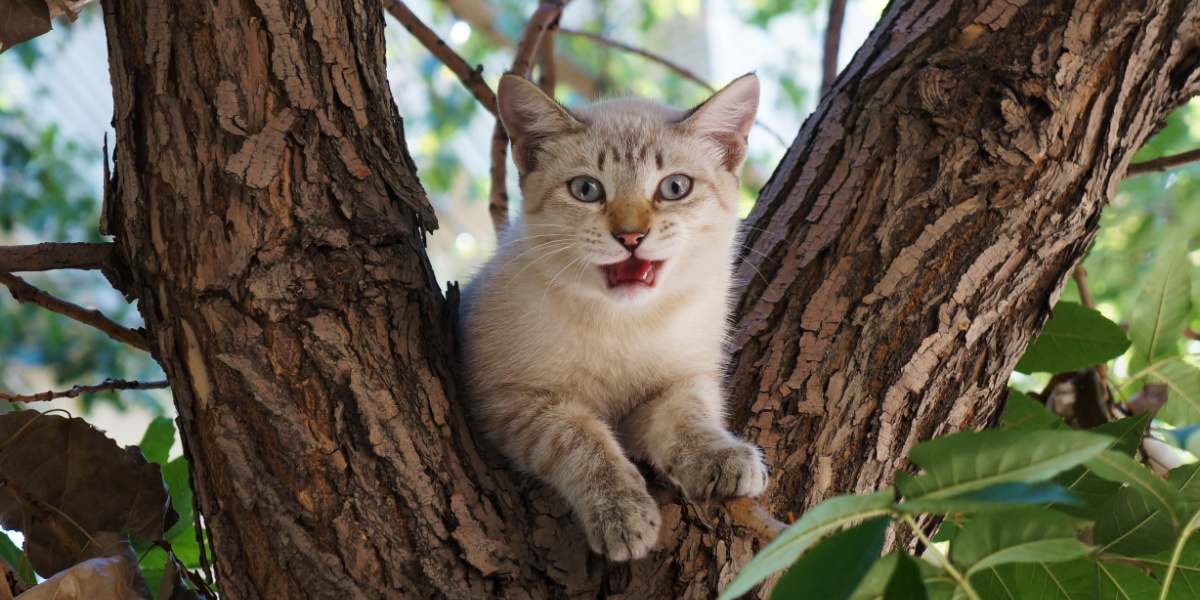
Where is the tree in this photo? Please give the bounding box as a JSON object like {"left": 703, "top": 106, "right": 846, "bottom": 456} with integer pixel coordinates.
{"left": 4, "top": 0, "right": 1200, "bottom": 597}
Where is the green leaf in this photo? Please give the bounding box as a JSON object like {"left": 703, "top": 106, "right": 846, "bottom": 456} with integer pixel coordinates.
{"left": 1000, "top": 391, "right": 1064, "bottom": 431}
{"left": 1049, "top": 414, "right": 1152, "bottom": 519}
{"left": 1146, "top": 358, "right": 1200, "bottom": 425}
{"left": 915, "top": 560, "right": 959, "bottom": 600}
{"left": 896, "top": 430, "right": 1111, "bottom": 509}
{"left": 1146, "top": 537, "right": 1200, "bottom": 599}
{"left": 848, "top": 552, "right": 928, "bottom": 600}
{"left": 1084, "top": 450, "right": 1186, "bottom": 529}
{"left": 162, "top": 456, "right": 202, "bottom": 568}
{"left": 770, "top": 517, "right": 889, "bottom": 600}
{"left": 1015, "top": 302, "right": 1130, "bottom": 374}
{"left": 974, "top": 560, "right": 1165, "bottom": 600}
{"left": 1129, "top": 240, "right": 1191, "bottom": 367}
{"left": 950, "top": 509, "right": 1091, "bottom": 575}
{"left": 0, "top": 529, "right": 35, "bottom": 586}
{"left": 718, "top": 489, "right": 896, "bottom": 600}
{"left": 899, "top": 482, "right": 1079, "bottom": 514}
{"left": 1094, "top": 463, "right": 1200, "bottom": 556}
{"left": 138, "top": 416, "right": 176, "bottom": 465}
{"left": 1090, "top": 413, "right": 1152, "bottom": 457}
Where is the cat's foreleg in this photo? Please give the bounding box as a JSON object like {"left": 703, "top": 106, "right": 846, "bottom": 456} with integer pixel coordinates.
{"left": 624, "top": 377, "right": 768, "bottom": 500}
{"left": 493, "top": 399, "right": 661, "bottom": 561}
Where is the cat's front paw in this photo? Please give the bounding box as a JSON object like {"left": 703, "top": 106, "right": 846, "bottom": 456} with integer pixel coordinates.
{"left": 581, "top": 485, "right": 661, "bottom": 561}
{"left": 669, "top": 441, "right": 768, "bottom": 501}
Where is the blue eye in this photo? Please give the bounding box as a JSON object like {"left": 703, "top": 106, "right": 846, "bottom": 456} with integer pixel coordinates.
{"left": 658, "top": 174, "right": 692, "bottom": 200}
{"left": 568, "top": 176, "right": 604, "bottom": 203}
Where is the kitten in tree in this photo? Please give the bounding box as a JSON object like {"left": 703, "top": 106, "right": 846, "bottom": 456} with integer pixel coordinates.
{"left": 461, "top": 73, "right": 767, "bottom": 561}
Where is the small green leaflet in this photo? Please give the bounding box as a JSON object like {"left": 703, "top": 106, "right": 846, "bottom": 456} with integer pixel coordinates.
{"left": 1128, "top": 240, "right": 1191, "bottom": 370}
{"left": 848, "top": 552, "right": 928, "bottom": 600}
{"left": 138, "top": 416, "right": 176, "bottom": 465}
{"left": 896, "top": 430, "right": 1111, "bottom": 509}
{"left": 1015, "top": 302, "right": 1130, "bottom": 374}
{"left": 1000, "top": 391, "right": 1065, "bottom": 431}
{"left": 949, "top": 508, "right": 1091, "bottom": 575}
{"left": 770, "top": 517, "right": 889, "bottom": 600}
{"left": 717, "top": 489, "right": 895, "bottom": 600}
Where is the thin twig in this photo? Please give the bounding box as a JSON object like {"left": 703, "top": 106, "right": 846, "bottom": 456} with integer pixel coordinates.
{"left": 556, "top": 27, "right": 789, "bottom": 147}
{"left": 821, "top": 0, "right": 847, "bottom": 95}
{"left": 558, "top": 27, "right": 713, "bottom": 92}
{"left": 490, "top": 0, "right": 569, "bottom": 234}
{"left": 537, "top": 27, "right": 558, "bottom": 95}
{"left": 1127, "top": 148, "right": 1200, "bottom": 176}
{"left": 439, "top": 0, "right": 598, "bottom": 97}
{"left": 724, "top": 497, "right": 787, "bottom": 542}
{"left": 385, "top": 0, "right": 498, "bottom": 116}
{"left": 1072, "top": 266, "right": 1094, "bottom": 308}
{"left": 0, "top": 242, "right": 113, "bottom": 272}
{"left": 0, "top": 379, "right": 167, "bottom": 403}
{"left": 0, "top": 272, "right": 152, "bottom": 352}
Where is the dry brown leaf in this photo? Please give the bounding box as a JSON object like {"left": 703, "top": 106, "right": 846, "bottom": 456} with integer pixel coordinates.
{"left": 0, "top": 0, "right": 51, "bottom": 53}
{"left": 15, "top": 534, "right": 148, "bottom": 600}
{"left": 0, "top": 411, "right": 171, "bottom": 577}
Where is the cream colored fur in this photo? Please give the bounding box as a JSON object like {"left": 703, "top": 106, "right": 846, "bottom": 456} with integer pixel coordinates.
{"left": 460, "top": 73, "right": 767, "bottom": 562}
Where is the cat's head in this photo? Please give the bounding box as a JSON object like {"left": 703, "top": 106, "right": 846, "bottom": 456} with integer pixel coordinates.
{"left": 497, "top": 73, "right": 758, "bottom": 305}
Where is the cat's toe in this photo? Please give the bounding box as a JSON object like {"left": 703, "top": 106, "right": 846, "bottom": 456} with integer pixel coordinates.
{"left": 672, "top": 441, "right": 768, "bottom": 500}
{"left": 582, "top": 488, "right": 661, "bottom": 561}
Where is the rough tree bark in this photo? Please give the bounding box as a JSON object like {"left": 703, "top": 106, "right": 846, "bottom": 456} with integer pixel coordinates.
{"left": 97, "top": 0, "right": 1200, "bottom": 599}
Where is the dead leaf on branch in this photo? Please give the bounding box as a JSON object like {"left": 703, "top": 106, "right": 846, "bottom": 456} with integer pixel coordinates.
{"left": 0, "top": 0, "right": 51, "bottom": 54}
{"left": 0, "top": 411, "right": 173, "bottom": 577}
{"left": 15, "top": 533, "right": 148, "bottom": 600}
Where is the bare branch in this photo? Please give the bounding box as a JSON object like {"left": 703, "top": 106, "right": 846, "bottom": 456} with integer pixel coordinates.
{"left": 1126, "top": 148, "right": 1200, "bottom": 176}
{"left": 724, "top": 497, "right": 787, "bottom": 542}
{"left": 0, "top": 242, "right": 113, "bottom": 272}
{"left": 385, "top": 0, "right": 498, "bottom": 117}
{"left": 1072, "top": 265, "right": 1094, "bottom": 308}
{"left": 0, "top": 378, "right": 168, "bottom": 403}
{"left": 0, "top": 272, "right": 152, "bottom": 353}
{"left": 490, "top": 0, "right": 569, "bottom": 234}
{"left": 821, "top": 0, "right": 847, "bottom": 95}
{"left": 47, "top": 0, "right": 95, "bottom": 21}
{"left": 556, "top": 27, "right": 789, "bottom": 147}
{"left": 537, "top": 27, "right": 557, "bottom": 95}
{"left": 440, "top": 0, "right": 599, "bottom": 97}
{"left": 558, "top": 27, "right": 713, "bottom": 92}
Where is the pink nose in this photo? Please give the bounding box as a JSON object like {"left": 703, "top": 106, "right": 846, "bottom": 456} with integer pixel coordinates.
{"left": 613, "top": 230, "right": 647, "bottom": 249}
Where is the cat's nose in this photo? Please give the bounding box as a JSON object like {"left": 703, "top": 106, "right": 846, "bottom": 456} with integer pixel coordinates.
{"left": 613, "top": 230, "right": 647, "bottom": 250}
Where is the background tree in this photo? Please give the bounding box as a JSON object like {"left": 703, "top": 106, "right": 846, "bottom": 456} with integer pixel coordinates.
{"left": 2, "top": 0, "right": 1200, "bottom": 598}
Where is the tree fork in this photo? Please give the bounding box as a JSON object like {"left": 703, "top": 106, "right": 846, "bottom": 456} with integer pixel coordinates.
{"left": 99, "top": 0, "right": 1200, "bottom": 598}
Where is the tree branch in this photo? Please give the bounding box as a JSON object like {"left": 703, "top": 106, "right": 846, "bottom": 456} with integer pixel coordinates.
{"left": 821, "top": 0, "right": 847, "bottom": 95}
{"left": 557, "top": 27, "right": 713, "bottom": 92}
{"left": 1126, "top": 148, "right": 1200, "bottom": 176}
{"left": 385, "top": 0, "right": 498, "bottom": 116}
{"left": 555, "top": 27, "right": 789, "bottom": 147}
{"left": 0, "top": 378, "right": 168, "bottom": 403}
{"left": 537, "top": 26, "right": 557, "bottom": 95}
{"left": 0, "top": 272, "right": 152, "bottom": 353}
{"left": 489, "top": 0, "right": 568, "bottom": 234}
{"left": 724, "top": 497, "right": 787, "bottom": 542}
{"left": 0, "top": 242, "right": 113, "bottom": 272}
{"left": 439, "top": 0, "right": 599, "bottom": 97}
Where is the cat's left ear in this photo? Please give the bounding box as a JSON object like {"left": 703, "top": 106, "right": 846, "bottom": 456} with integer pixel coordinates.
{"left": 498, "top": 74, "right": 584, "bottom": 173}
{"left": 679, "top": 73, "right": 759, "bottom": 171}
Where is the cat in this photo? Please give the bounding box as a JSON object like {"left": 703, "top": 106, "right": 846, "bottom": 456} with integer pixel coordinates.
{"left": 459, "top": 72, "right": 767, "bottom": 562}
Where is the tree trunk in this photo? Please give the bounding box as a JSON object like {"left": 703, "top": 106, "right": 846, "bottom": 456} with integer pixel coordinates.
{"left": 98, "top": 0, "right": 1200, "bottom": 599}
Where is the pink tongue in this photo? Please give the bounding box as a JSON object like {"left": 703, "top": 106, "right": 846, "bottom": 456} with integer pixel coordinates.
{"left": 611, "top": 258, "right": 653, "bottom": 283}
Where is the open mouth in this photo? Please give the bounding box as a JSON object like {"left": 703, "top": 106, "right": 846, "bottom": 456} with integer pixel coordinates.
{"left": 602, "top": 257, "right": 665, "bottom": 288}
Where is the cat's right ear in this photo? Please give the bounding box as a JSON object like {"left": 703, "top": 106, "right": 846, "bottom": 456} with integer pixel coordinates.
{"left": 497, "top": 74, "right": 583, "bottom": 172}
